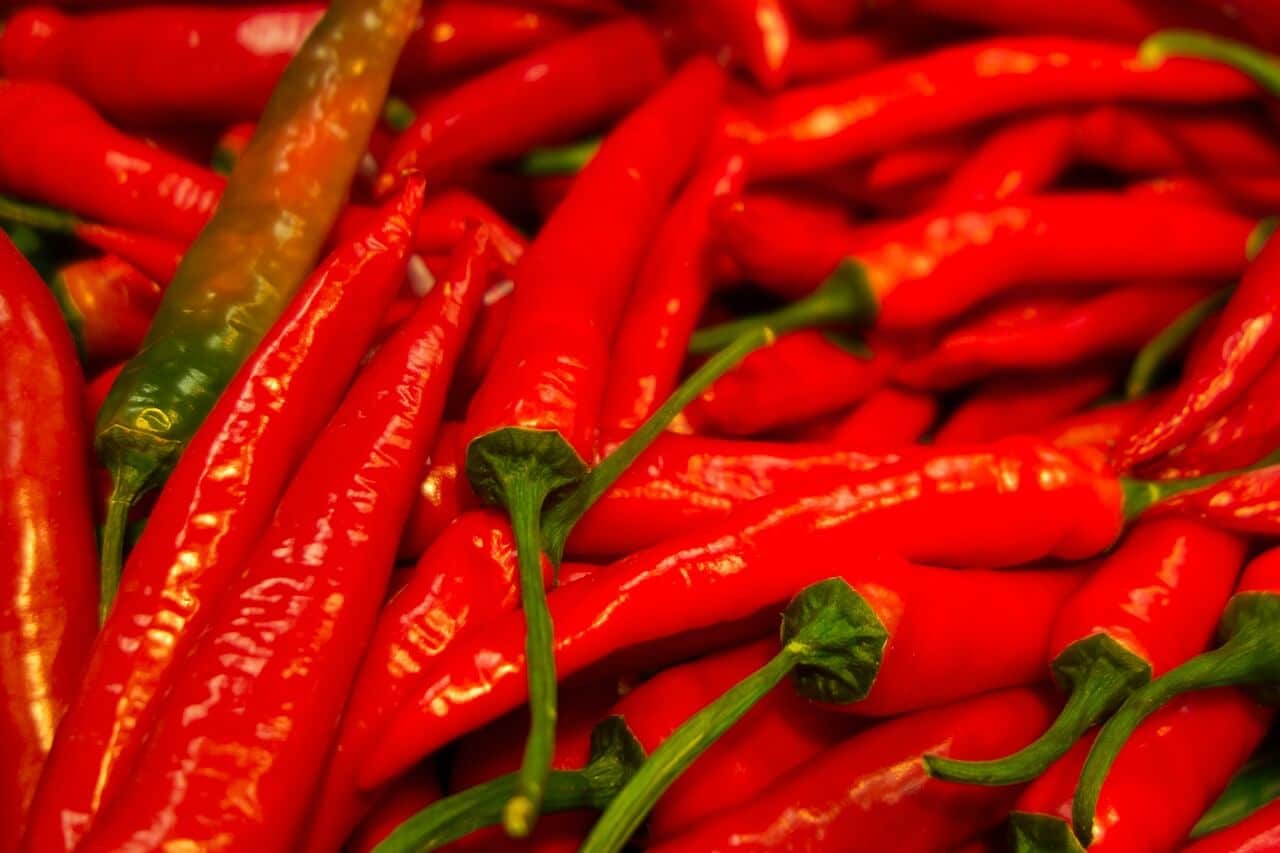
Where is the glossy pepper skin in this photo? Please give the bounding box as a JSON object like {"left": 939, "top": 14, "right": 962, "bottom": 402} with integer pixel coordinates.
{"left": 48, "top": 254, "right": 163, "bottom": 365}
{"left": 827, "top": 386, "right": 937, "bottom": 447}
{"left": 1150, "top": 463, "right": 1280, "bottom": 535}
{"left": 19, "top": 180, "right": 425, "bottom": 853}
{"left": 1010, "top": 690, "right": 1270, "bottom": 851}
{"left": 1036, "top": 398, "right": 1154, "bottom": 452}
{"left": 78, "top": 225, "right": 489, "bottom": 853}
{"left": 360, "top": 436, "right": 1123, "bottom": 785}
{"left": 934, "top": 112, "right": 1077, "bottom": 207}
{"left": 378, "top": 19, "right": 666, "bottom": 190}
{"left": 0, "top": 80, "right": 223, "bottom": 241}
{"left": 1119, "top": 237, "right": 1280, "bottom": 469}
{"left": 896, "top": 282, "right": 1213, "bottom": 389}
{"left": 659, "top": 0, "right": 795, "bottom": 90}
{"left": 1184, "top": 796, "right": 1280, "bottom": 852}
{"left": 0, "top": 233, "right": 97, "bottom": 852}
{"left": 725, "top": 36, "right": 1258, "bottom": 179}
{"left": 1075, "top": 105, "right": 1280, "bottom": 177}
{"left": 934, "top": 367, "right": 1115, "bottom": 446}
{"left": 93, "top": 0, "right": 423, "bottom": 604}
{"left": 652, "top": 689, "right": 1058, "bottom": 853}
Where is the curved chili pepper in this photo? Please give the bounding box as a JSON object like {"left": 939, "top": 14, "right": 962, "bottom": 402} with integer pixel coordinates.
{"left": 336, "top": 189, "right": 528, "bottom": 267}
{"left": 0, "top": 233, "right": 97, "bottom": 852}
{"left": 827, "top": 385, "right": 937, "bottom": 447}
{"left": 934, "top": 112, "right": 1077, "bottom": 207}
{"left": 650, "top": 688, "right": 1058, "bottom": 853}
{"left": 687, "top": 331, "right": 898, "bottom": 437}
{"left": 359, "top": 436, "right": 1158, "bottom": 785}
{"left": 1192, "top": 749, "right": 1280, "bottom": 841}
{"left": 694, "top": 194, "right": 1256, "bottom": 345}
{"left": 1186, "top": 796, "right": 1280, "bottom": 852}
{"left": 597, "top": 148, "right": 746, "bottom": 441}
{"left": 934, "top": 366, "right": 1115, "bottom": 446}
{"left": 77, "top": 223, "right": 489, "bottom": 853}
{"left": 725, "top": 36, "right": 1258, "bottom": 179}
{"left": 19, "top": 181, "right": 425, "bottom": 853}
{"left": 1035, "top": 397, "right": 1154, "bottom": 451}
{"left": 1150, "top": 462, "right": 1280, "bottom": 535}
{"left": 1075, "top": 105, "right": 1280, "bottom": 177}
{"left": 1011, "top": 689, "right": 1270, "bottom": 850}
{"left": 927, "top": 518, "right": 1243, "bottom": 786}
{"left": 378, "top": 18, "right": 666, "bottom": 191}
{"left": 897, "top": 282, "right": 1213, "bottom": 389}
{"left": 0, "top": 195, "right": 184, "bottom": 283}
{"left": 1125, "top": 287, "right": 1231, "bottom": 400}
{"left": 48, "top": 255, "right": 162, "bottom": 365}
{"left": 1071, "top": 547, "right": 1280, "bottom": 843}
{"left": 788, "top": 31, "right": 896, "bottom": 84}
{"left": 94, "top": 0, "right": 422, "bottom": 611}
{"left": 658, "top": 0, "right": 795, "bottom": 90}
{"left": 458, "top": 58, "right": 725, "bottom": 833}
{"left": 0, "top": 80, "right": 223, "bottom": 241}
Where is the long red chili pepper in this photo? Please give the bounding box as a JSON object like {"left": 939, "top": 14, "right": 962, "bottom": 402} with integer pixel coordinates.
{"left": 378, "top": 18, "right": 666, "bottom": 191}
{"left": 934, "top": 112, "right": 1077, "bottom": 207}
{"left": 0, "top": 80, "right": 224, "bottom": 241}
{"left": 1011, "top": 689, "right": 1270, "bottom": 850}
{"left": 1075, "top": 105, "right": 1280, "bottom": 177}
{"left": 1147, "top": 461, "right": 1280, "bottom": 534}
{"left": 0, "top": 233, "right": 97, "bottom": 852}
{"left": 1071, "top": 547, "right": 1280, "bottom": 843}
{"left": 788, "top": 31, "right": 896, "bottom": 84}
{"left": 926, "top": 518, "right": 1244, "bottom": 786}
{"left": 19, "top": 180, "right": 425, "bottom": 853}
{"left": 48, "top": 255, "right": 163, "bottom": 365}
{"left": 597, "top": 148, "right": 746, "bottom": 442}
{"left": 658, "top": 0, "right": 795, "bottom": 90}
{"left": 693, "top": 194, "right": 1256, "bottom": 345}
{"left": 358, "top": 436, "right": 1193, "bottom": 785}
{"left": 897, "top": 282, "right": 1213, "bottom": 389}
{"left": 1035, "top": 397, "right": 1154, "bottom": 452}
{"left": 77, "top": 223, "right": 490, "bottom": 853}
{"left": 827, "top": 385, "right": 937, "bottom": 447}
{"left": 1184, "top": 796, "right": 1280, "bottom": 852}
{"left": 724, "top": 36, "right": 1258, "bottom": 179}
{"left": 933, "top": 366, "right": 1115, "bottom": 446}
{"left": 687, "top": 331, "right": 898, "bottom": 437}
{"left": 457, "top": 58, "right": 725, "bottom": 833}
{"left": 649, "top": 688, "right": 1058, "bottom": 853}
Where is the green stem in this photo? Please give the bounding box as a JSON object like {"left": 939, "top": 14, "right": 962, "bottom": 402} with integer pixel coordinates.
{"left": 522, "top": 137, "right": 602, "bottom": 176}
{"left": 688, "top": 259, "right": 877, "bottom": 354}
{"left": 925, "top": 639, "right": 1148, "bottom": 785}
{"left": 1192, "top": 749, "right": 1280, "bottom": 839}
{"left": 1139, "top": 30, "right": 1280, "bottom": 95}
{"left": 1073, "top": 596, "right": 1280, "bottom": 845}
{"left": 1248, "top": 217, "right": 1277, "bottom": 260}
{"left": 1121, "top": 448, "right": 1280, "bottom": 519}
{"left": 541, "top": 327, "right": 774, "bottom": 564}
{"left": 0, "top": 194, "right": 80, "bottom": 234}
{"left": 580, "top": 577, "right": 890, "bottom": 853}
{"left": 99, "top": 466, "right": 146, "bottom": 624}
{"left": 1125, "top": 288, "right": 1231, "bottom": 400}
{"left": 1009, "top": 812, "right": 1086, "bottom": 853}
{"left": 374, "top": 717, "right": 643, "bottom": 853}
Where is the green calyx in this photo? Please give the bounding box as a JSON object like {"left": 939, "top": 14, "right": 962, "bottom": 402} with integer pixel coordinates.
{"left": 540, "top": 327, "right": 774, "bottom": 564}
{"left": 926, "top": 634, "right": 1150, "bottom": 786}
{"left": 1121, "top": 448, "right": 1280, "bottom": 519}
{"left": 579, "top": 578, "right": 887, "bottom": 853}
{"left": 1009, "top": 812, "right": 1086, "bottom": 853}
{"left": 466, "top": 428, "right": 589, "bottom": 514}
{"left": 372, "top": 717, "right": 644, "bottom": 853}
{"left": 1072, "top": 594, "right": 1280, "bottom": 845}
{"left": 522, "top": 137, "right": 602, "bottom": 177}
{"left": 1192, "top": 747, "right": 1280, "bottom": 839}
{"left": 1139, "top": 30, "right": 1280, "bottom": 95}
{"left": 688, "top": 259, "right": 877, "bottom": 355}
{"left": 1126, "top": 288, "right": 1231, "bottom": 400}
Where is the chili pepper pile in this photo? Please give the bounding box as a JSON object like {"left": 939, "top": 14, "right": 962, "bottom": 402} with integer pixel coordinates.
{"left": 8, "top": 2, "right": 1280, "bottom": 852}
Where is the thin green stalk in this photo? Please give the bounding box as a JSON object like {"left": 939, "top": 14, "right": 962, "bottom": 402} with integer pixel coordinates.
{"left": 1126, "top": 289, "right": 1230, "bottom": 400}
{"left": 1121, "top": 448, "right": 1280, "bottom": 518}
{"left": 1140, "top": 30, "right": 1280, "bottom": 94}
{"left": 522, "top": 138, "right": 602, "bottom": 176}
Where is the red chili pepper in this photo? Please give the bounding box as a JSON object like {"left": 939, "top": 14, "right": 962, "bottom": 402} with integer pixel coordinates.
{"left": 0, "top": 80, "right": 223, "bottom": 241}
{"left": 934, "top": 366, "right": 1116, "bottom": 446}
{"left": 378, "top": 19, "right": 666, "bottom": 191}
{"left": 788, "top": 31, "right": 896, "bottom": 84}
{"left": 687, "top": 331, "right": 898, "bottom": 437}
{"left": 725, "top": 37, "right": 1258, "bottom": 179}
{"left": 0, "top": 233, "right": 97, "bottom": 852}
{"left": 359, "top": 437, "right": 1143, "bottom": 785}
{"left": 650, "top": 688, "right": 1058, "bottom": 853}
{"left": 787, "top": 0, "right": 858, "bottom": 30}
{"left": 19, "top": 181, "right": 425, "bottom": 853}
{"left": 346, "top": 769, "right": 442, "bottom": 853}
{"left": 827, "top": 385, "right": 938, "bottom": 447}
{"left": 1076, "top": 104, "right": 1280, "bottom": 177}
{"left": 1035, "top": 397, "right": 1154, "bottom": 451}
{"left": 934, "top": 112, "right": 1077, "bottom": 207}
{"left": 1148, "top": 462, "right": 1280, "bottom": 535}
{"left": 658, "top": 0, "right": 795, "bottom": 90}
{"left": 76, "top": 223, "right": 490, "bottom": 852}
{"left": 1070, "top": 548, "right": 1280, "bottom": 844}
{"left": 927, "top": 518, "right": 1244, "bottom": 786}
{"left": 896, "top": 282, "right": 1213, "bottom": 389}
{"left": 48, "top": 255, "right": 162, "bottom": 365}
{"left": 597, "top": 148, "right": 746, "bottom": 442}
{"left": 457, "top": 58, "right": 726, "bottom": 833}
{"left": 1184, "top": 796, "right": 1280, "bottom": 852}
{"left": 1118, "top": 236, "right": 1280, "bottom": 468}
{"left": 337, "top": 188, "right": 528, "bottom": 267}
{"left": 1011, "top": 689, "right": 1270, "bottom": 850}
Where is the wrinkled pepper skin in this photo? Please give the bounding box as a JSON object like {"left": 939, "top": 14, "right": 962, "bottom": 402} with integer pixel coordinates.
{"left": 0, "top": 233, "right": 98, "bottom": 852}
{"left": 653, "top": 689, "right": 1058, "bottom": 853}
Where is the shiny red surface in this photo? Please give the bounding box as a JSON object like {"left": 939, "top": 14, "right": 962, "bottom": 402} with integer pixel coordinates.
{"left": 935, "top": 112, "right": 1076, "bottom": 206}
{"left": 828, "top": 386, "right": 938, "bottom": 447}
{"left": 934, "top": 367, "right": 1115, "bottom": 446}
